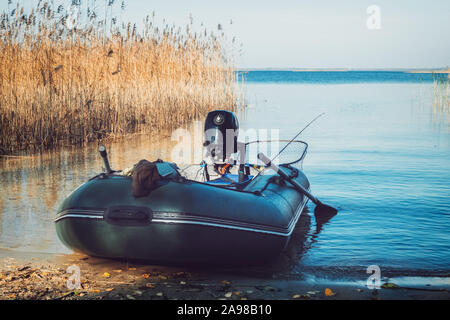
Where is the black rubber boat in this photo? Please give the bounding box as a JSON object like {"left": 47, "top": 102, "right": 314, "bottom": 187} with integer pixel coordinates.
{"left": 55, "top": 110, "right": 311, "bottom": 265}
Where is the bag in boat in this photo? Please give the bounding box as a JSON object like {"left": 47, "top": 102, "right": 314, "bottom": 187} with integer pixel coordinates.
{"left": 131, "top": 160, "right": 180, "bottom": 197}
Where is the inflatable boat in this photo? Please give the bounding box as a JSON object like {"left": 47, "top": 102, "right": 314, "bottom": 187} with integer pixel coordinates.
{"left": 55, "top": 110, "right": 314, "bottom": 265}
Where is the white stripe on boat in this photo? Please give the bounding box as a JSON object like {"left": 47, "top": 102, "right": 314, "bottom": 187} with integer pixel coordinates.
{"left": 54, "top": 197, "right": 308, "bottom": 236}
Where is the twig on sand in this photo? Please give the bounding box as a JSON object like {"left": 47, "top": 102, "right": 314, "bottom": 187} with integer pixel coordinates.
{"left": 52, "top": 291, "right": 75, "bottom": 300}
{"left": 94, "top": 280, "right": 136, "bottom": 285}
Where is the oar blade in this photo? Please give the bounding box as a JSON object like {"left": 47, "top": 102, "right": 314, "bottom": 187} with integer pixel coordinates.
{"left": 314, "top": 202, "right": 338, "bottom": 219}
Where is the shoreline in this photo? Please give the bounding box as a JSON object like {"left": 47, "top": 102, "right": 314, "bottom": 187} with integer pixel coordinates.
{"left": 1, "top": 251, "right": 449, "bottom": 300}
{"left": 238, "top": 68, "right": 450, "bottom": 74}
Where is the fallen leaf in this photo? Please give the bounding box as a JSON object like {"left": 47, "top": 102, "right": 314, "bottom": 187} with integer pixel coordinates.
{"left": 142, "top": 273, "right": 150, "bottom": 279}
{"left": 128, "top": 268, "right": 136, "bottom": 271}
{"left": 240, "top": 297, "right": 247, "bottom": 300}
{"left": 145, "top": 283, "right": 154, "bottom": 288}
{"left": 325, "top": 288, "right": 336, "bottom": 297}
{"left": 113, "top": 269, "right": 122, "bottom": 273}
{"left": 180, "top": 281, "right": 186, "bottom": 285}
{"left": 224, "top": 292, "right": 232, "bottom": 298}
{"left": 8, "top": 294, "right": 16, "bottom": 299}
{"left": 103, "top": 272, "right": 111, "bottom": 278}
{"left": 292, "top": 294, "right": 301, "bottom": 299}
{"left": 221, "top": 280, "right": 231, "bottom": 286}
{"left": 92, "top": 289, "right": 101, "bottom": 293}
{"left": 234, "top": 291, "right": 241, "bottom": 296}
{"left": 158, "top": 275, "right": 168, "bottom": 280}
{"left": 126, "top": 294, "right": 136, "bottom": 300}
{"left": 156, "top": 292, "right": 163, "bottom": 297}
{"left": 105, "top": 288, "right": 114, "bottom": 292}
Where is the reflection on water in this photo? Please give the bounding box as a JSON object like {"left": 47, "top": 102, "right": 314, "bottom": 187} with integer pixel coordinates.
{"left": 0, "top": 132, "right": 191, "bottom": 254}
{"left": 432, "top": 81, "right": 450, "bottom": 131}
{"left": 1, "top": 73, "right": 450, "bottom": 278}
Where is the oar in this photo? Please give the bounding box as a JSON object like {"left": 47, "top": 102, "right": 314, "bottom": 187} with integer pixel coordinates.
{"left": 257, "top": 153, "right": 338, "bottom": 218}
{"left": 99, "top": 145, "right": 114, "bottom": 174}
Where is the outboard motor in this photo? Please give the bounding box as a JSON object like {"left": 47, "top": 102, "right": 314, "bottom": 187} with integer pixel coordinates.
{"left": 204, "top": 110, "right": 239, "bottom": 164}
{"left": 203, "top": 110, "right": 249, "bottom": 182}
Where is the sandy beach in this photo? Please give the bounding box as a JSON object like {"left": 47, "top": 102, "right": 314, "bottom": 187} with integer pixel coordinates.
{"left": 1, "top": 250, "right": 449, "bottom": 301}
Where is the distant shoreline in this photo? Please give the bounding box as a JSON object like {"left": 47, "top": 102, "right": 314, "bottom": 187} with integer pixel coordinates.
{"left": 238, "top": 68, "right": 450, "bottom": 74}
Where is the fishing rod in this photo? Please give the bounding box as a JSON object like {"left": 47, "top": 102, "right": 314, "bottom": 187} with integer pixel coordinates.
{"left": 270, "top": 112, "right": 325, "bottom": 165}
{"left": 256, "top": 112, "right": 338, "bottom": 218}
{"left": 251, "top": 112, "right": 325, "bottom": 180}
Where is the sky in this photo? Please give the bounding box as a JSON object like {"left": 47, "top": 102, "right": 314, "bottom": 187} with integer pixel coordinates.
{"left": 2, "top": 0, "right": 450, "bottom": 69}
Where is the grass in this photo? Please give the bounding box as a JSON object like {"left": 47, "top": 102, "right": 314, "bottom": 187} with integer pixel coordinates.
{"left": 0, "top": 1, "right": 242, "bottom": 155}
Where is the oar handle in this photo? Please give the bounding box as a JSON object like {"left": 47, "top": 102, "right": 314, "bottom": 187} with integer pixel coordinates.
{"left": 257, "top": 153, "right": 320, "bottom": 205}
{"left": 99, "top": 145, "right": 113, "bottom": 174}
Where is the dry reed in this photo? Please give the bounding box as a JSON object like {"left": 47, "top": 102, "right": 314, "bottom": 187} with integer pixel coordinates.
{"left": 433, "top": 72, "right": 450, "bottom": 111}
{"left": 0, "top": 1, "right": 241, "bottom": 154}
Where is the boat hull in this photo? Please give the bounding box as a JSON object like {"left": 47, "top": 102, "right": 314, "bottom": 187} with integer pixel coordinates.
{"left": 55, "top": 169, "right": 310, "bottom": 265}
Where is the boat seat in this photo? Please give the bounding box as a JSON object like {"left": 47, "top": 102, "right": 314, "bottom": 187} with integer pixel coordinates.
{"left": 205, "top": 174, "right": 253, "bottom": 187}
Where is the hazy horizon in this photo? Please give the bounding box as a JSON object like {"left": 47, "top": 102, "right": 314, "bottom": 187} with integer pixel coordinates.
{"left": 237, "top": 67, "right": 449, "bottom": 71}
{"left": 2, "top": 0, "right": 449, "bottom": 69}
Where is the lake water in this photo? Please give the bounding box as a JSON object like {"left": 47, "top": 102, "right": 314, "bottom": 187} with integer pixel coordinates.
{"left": 242, "top": 71, "right": 450, "bottom": 278}
{"left": 1, "top": 71, "right": 449, "bottom": 279}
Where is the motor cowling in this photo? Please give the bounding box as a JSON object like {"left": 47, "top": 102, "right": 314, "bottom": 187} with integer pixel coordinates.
{"left": 204, "top": 110, "right": 239, "bottom": 163}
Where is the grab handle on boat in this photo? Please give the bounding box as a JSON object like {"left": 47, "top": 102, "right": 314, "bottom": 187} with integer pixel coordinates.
{"left": 104, "top": 206, "right": 152, "bottom": 226}
{"left": 99, "top": 145, "right": 113, "bottom": 174}
{"left": 257, "top": 153, "right": 338, "bottom": 219}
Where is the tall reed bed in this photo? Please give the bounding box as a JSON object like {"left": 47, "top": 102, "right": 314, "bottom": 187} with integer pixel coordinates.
{"left": 433, "top": 72, "right": 450, "bottom": 111}
{"left": 0, "top": 1, "right": 241, "bottom": 154}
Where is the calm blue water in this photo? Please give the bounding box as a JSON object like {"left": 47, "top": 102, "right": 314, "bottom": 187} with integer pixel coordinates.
{"left": 240, "top": 71, "right": 450, "bottom": 276}
{"left": 0, "top": 71, "right": 449, "bottom": 279}
{"left": 241, "top": 70, "right": 446, "bottom": 84}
